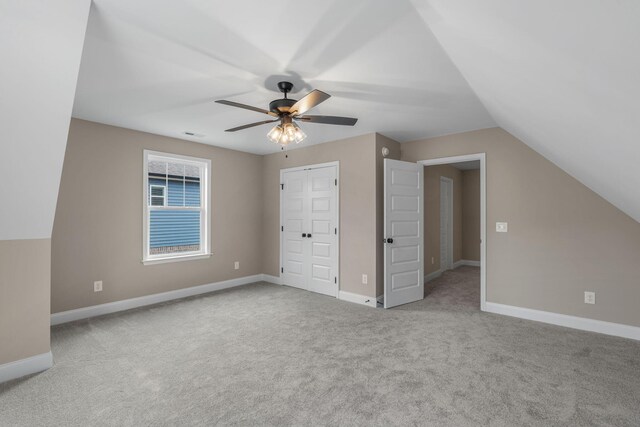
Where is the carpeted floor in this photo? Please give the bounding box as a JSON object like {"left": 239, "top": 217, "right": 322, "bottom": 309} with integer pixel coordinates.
{"left": 2, "top": 266, "right": 640, "bottom": 426}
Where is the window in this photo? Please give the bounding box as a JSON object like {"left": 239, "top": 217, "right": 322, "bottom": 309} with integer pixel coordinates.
{"left": 149, "top": 185, "right": 166, "bottom": 206}
{"left": 143, "top": 150, "right": 210, "bottom": 264}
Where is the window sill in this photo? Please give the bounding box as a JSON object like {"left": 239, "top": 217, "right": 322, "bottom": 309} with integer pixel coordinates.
{"left": 142, "top": 253, "right": 212, "bottom": 266}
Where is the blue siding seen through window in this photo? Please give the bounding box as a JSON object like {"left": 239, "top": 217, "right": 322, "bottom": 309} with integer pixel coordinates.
{"left": 185, "top": 181, "right": 200, "bottom": 206}
{"left": 148, "top": 178, "right": 201, "bottom": 250}
{"left": 149, "top": 210, "right": 200, "bottom": 249}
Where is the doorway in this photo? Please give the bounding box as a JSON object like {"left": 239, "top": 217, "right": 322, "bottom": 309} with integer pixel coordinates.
{"left": 420, "top": 154, "right": 486, "bottom": 311}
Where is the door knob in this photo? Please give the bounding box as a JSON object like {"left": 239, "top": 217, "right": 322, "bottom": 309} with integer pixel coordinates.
{"left": 307, "top": 233, "right": 312, "bottom": 238}
{"left": 302, "top": 233, "right": 307, "bottom": 238}
{"left": 385, "top": 238, "right": 394, "bottom": 244}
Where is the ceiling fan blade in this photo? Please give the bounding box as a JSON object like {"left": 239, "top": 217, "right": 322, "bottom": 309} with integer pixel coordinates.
{"left": 225, "top": 120, "right": 278, "bottom": 132}
{"left": 289, "top": 90, "right": 330, "bottom": 115}
{"left": 295, "top": 115, "right": 358, "bottom": 126}
{"left": 216, "top": 100, "right": 277, "bottom": 117}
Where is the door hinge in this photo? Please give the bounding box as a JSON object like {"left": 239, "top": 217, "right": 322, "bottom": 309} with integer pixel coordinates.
{"left": 334, "top": 277, "right": 337, "bottom": 284}
{"left": 281, "top": 226, "right": 284, "bottom": 232}
{"left": 281, "top": 267, "right": 284, "bottom": 273}
{"left": 335, "top": 227, "right": 337, "bottom": 235}
{"left": 334, "top": 179, "right": 337, "bottom": 186}
{"left": 280, "top": 183, "right": 284, "bottom": 190}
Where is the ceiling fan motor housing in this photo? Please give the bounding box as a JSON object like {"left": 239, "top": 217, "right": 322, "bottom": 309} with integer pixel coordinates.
{"left": 269, "top": 98, "right": 296, "bottom": 114}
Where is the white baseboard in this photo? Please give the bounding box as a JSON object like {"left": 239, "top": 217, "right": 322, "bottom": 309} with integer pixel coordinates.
{"left": 485, "top": 302, "right": 640, "bottom": 341}
{"left": 0, "top": 351, "right": 53, "bottom": 384}
{"left": 337, "top": 290, "right": 377, "bottom": 308}
{"left": 51, "top": 274, "right": 264, "bottom": 325}
{"left": 424, "top": 269, "right": 443, "bottom": 283}
{"left": 452, "top": 259, "right": 480, "bottom": 269}
{"left": 260, "top": 274, "right": 282, "bottom": 285}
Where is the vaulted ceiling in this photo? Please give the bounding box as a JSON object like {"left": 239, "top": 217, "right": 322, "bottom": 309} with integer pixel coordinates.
{"left": 411, "top": 0, "right": 640, "bottom": 223}
{"left": 72, "top": 0, "right": 640, "bottom": 222}
{"left": 1, "top": 0, "right": 90, "bottom": 240}
{"left": 72, "top": 0, "right": 495, "bottom": 153}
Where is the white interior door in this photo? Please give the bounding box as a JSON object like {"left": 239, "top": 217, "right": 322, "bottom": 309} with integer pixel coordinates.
{"left": 282, "top": 169, "right": 308, "bottom": 290}
{"left": 440, "top": 177, "right": 453, "bottom": 271}
{"left": 281, "top": 165, "right": 338, "bottom": 297}
{"left": 307, "top": 167, "right": 338, "bottom": 297}
{"left": 384, "top": 159, "right": 424, "bottom": 308}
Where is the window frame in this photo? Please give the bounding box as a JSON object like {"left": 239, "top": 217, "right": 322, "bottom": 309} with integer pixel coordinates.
{"left": 149, "top": 184, "right": 167, "bottom": 207}
{"left": 142, "top": 150, "right": 211, "bottom": 265}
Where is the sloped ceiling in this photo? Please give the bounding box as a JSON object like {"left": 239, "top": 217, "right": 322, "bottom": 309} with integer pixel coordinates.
{"left": 411, "top": 0, "right": 640, "bottom": 222}
{"left": 72, "top": 0, "right": 494, "bottom": 154}
{"left": 0, "top": 0, "right": 90, "bottom": 240}
{"left": 73, "top": 0, "right": 640, "bottom": 223}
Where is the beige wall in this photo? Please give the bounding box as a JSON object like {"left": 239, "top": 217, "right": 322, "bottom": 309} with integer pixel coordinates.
{"left": 462, "top": 169, "right": 481, "bottom": 261}
{"left": 51, "top": 123, "right": 640, "bottom": 329}
{"left": 262, "top": 134, "right": 379, "bottom": 297}
{"left": 51, "top": 119, "right": 264, "bottom": 313}
{"left": 0, "top": 239, "right": 51, "bottom": 364}
{"left": 424, "top": 165, "right": 463, "bottom": 275}
{"left": 402, "top": 128, "right": 640, "bottom": 327}
{"left": 375, "top": 134, "right": 401, "bottom": 296}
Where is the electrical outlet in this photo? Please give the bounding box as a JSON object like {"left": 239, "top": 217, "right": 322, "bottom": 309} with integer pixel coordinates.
{"left": 234, "top": 261, "right": 240, "bottom": 270}
{"left": 94, "top": 281, "right": 103, "bottom": 292}
{"left": 431, "top": 257, "right": 435, "bottom": 265}
{"left": 584, "top": 291, "right": 595, "bottom": 304}
{"left": 496, "top": 222, "right": 508, "bottom": 232}
{"left": 362, "top": 274, "right": 368, "bottom": 285}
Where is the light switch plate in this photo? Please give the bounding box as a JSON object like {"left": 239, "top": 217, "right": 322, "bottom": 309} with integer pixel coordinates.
{"left": 94, "top": 281, "right": 103, "bottom": 292}
{"left": 496, "top": 222, "right": 508, "bottom": 232}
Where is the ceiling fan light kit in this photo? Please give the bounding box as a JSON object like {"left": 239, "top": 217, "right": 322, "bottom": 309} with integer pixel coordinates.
{"left": 267, "top": 116, "right": 307, "bottom": 146}
{"left": 216, "top": 81, "right": 357, "bottom": 147}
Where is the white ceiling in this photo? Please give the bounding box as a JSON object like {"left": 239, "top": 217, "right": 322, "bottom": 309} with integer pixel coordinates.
{"left": 73, "top": 0, "right": 640, "bottom": 223}
{"left": 72, "top": 0, "right": 495, "bottom": 155}
{"left": 1, "top": 0, "right": 90, "bottom": 240}
{"left": 423, "top": 160, "right": 478, "bottom": 170}
{"left": 411, "top": 0, "right": 640, "bottom": 222}
{"left": 451, "top": 161, "right": 480, "bottom": 171}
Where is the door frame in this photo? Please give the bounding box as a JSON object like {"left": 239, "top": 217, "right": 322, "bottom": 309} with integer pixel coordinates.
{"left": 439, "top": 176, "right": 454, "bottom": 271}
{"left": 279, "top": 161, "right": 340, "bottom": 295}
{"left": 419, "top": 154, "right": 487, "bottom": 311}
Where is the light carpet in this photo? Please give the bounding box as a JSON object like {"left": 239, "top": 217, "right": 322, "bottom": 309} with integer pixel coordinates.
{"left": 1, "top": 267, "right": 640, "bottom": 426}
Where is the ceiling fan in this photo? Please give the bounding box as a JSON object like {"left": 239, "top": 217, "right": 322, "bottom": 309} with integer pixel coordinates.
{"left": 215, "top": 81, "right": 358, "bottom": 146}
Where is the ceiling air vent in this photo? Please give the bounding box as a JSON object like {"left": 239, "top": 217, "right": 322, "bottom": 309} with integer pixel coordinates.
{"left": 183, "top": 131, "right": 204, "bottom": 137}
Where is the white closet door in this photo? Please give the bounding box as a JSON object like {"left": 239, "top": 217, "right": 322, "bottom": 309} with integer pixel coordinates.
{"left": 282, "top": 169, "right": 308, "bottom": 290}
{"left": 384, "top": 159, "right": 424, "bottom": 308}
{"left": 307, "top": 166, "right": 338, "bottom": 297}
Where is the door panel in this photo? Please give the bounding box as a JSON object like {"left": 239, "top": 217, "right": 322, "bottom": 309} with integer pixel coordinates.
{"left": 391, "top": 221, "right": 419, "bottom": 237}
{"left": 307, "top": 166, "right": 337, "bottom": 297}
{"left": 384, "top": 159, "right": 424, "bottom": 308}
{"left": 312, "top": 242, "right": 331, "bottom": 258}
{"left": 391, "top": 246, "right": 420, "bottom": 264}
{"left": 282, "top": 170, "right": 308, "bottom": 290}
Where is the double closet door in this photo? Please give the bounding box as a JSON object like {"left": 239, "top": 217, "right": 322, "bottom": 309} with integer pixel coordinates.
{"left": 281, "top": 164, "right": 338, "bottom": 297}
